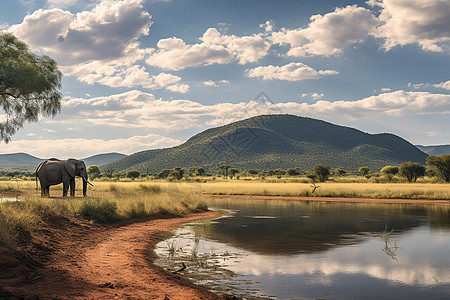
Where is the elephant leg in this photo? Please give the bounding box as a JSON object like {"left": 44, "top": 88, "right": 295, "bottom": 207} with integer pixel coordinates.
{"left": 45, "top": 186, "right": 50, "bottom": 197}
{"left": 70, "top": 179, "right": 75, "bottom": 197}
{"left": 63, "top": 181, "right": 69, "bottom": 197}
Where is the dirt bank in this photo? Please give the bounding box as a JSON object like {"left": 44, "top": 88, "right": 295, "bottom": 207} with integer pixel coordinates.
{"left": 205, "top": 194, "right": 450, "bottom": 205}
{"left": 0, "top": 211, "right": 234, "bottom": 299}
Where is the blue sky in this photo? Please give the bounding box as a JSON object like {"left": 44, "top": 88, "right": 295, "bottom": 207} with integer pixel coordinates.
{"left": 1, "top": 0, "right": 449, "bottom": 158}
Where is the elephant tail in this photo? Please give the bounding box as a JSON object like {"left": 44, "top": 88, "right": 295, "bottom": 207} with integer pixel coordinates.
{"left": 35, "top": 161, "right": 44, "bottom": 190}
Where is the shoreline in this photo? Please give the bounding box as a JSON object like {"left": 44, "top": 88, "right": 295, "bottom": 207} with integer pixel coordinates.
{"left": 0, "top": 210, "right": 233, "bottom": 299}
{"left": 204, "top": 194, "right": 450, "bottom": 205}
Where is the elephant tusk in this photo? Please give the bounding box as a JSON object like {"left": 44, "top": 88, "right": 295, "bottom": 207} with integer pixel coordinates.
{"left": 82, "top": 177, "right": 94, "bottom": 186}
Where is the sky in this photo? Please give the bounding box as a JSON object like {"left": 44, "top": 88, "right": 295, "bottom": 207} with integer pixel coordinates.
{"left": 0, "top": 0, "right": 449, "bottom": 158}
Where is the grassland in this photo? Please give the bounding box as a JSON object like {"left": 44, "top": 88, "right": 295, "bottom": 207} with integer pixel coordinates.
{"left": 1, "top": 177, "right": 449, "bottom": 251}
{"left": 0, "top": 180, "right": 207, "bottom": 250}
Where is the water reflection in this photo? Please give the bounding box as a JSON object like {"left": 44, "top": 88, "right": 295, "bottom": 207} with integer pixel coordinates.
{"left": 203, "top": 199, "right": 440, "bottom": 254}
{"left": 156, "top": 198, "right": 450, "bottom": 299}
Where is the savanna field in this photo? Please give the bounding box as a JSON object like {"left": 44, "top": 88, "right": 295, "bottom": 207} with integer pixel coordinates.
{"left": 1, "top": 175, "right": 450, "bottom": 251}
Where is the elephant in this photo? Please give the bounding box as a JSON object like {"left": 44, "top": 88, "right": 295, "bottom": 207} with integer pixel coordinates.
{"left": 36, "top": 158, "right": 93, "bottom": 197}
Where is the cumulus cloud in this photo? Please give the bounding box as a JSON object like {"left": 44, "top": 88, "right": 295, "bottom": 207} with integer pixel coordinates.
{"left": 57, "top": 90, "right": 450, "bottom": 133}
{"left": 271, "top": 5, "right": 380, "bottom": 57}
{"left": 146, "top": 28, "right": 271, "bottom": 70}
{"left": 0, "top": 134, "right": 181, "bottom": 158}
{"left": 245, "top": 62, "right": 338, "bottom": 81}
{"left": 10, "top": 0, "right": 152, "bottom": 65}
{"left": 434, "top": 80, "right": 450, "bottom": 90}
{"left": 369, "top": 0, "right": 450, "bottom": 52}
{"left": 8, "top": 0, "right": 192, "bottom": 92}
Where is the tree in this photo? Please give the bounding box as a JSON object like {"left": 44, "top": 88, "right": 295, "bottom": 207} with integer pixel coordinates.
{"left": 313, "top": 164, "right": 330, "bottom": 182}
{"left": 157, "top": 169, "right": 172, "bottom": 179}
{"left": 247, "top": 169, "right": 259, "bottom": 176}
{"left": 195, "top": 167, "right": 206, "bottom": 176}
{"left": 286, "top": 168, "right": 300, "bottom": 176}
{"left": 228, "top": 168, "right": 239, "bottom": 179}
{"left": 426, "top": 155, "right": 450, "bottom": 182}
{"left": 87, "top": 165, "right": 101, "bottom": 179}
{"left": 219, "top": 165, "right": 231, "bottom": 178}
{"left": 101, "top": 165, "right": 116, "bottom": 178}
{"left": 0, "top": 33, "right": 62, "bottom": 142}
{"left": 380, "top": 166, "right": 399, "bottom": 176}
{"left": 171, "top": 167, "right": 184, "bottom": 180}
{"left": 358, "top": 166, "right": 370, "bottom": 176}
{"left": 334, "top": 168, "right": 347, "bottom": 176}
{"left": 398, "top": 162, "right": 425, "bottom": 182}
{"left": 126, "top": 170, "right": 141, "bottom": 180}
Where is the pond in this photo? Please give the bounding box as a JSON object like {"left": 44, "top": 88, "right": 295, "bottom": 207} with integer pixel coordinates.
{"left": 155, "top": 198, "right": 450, "bottom": 299}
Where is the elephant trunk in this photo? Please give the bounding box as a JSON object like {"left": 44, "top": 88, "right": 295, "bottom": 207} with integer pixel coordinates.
{"left": 81, "top": 176, "right": 93, "bottom": 196}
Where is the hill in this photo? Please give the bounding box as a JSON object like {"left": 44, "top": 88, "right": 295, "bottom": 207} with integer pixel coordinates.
{"left": 0, "top": 152, "right": 126, "bottom": 171}
{"left": 104, "top": 114, "right": 427, "bottom": 173}
{"left": 82, "top": 153, "right": 127, "bottom": 166}
{"left": 416, "top": 145, "right": 450, "bottom": 156}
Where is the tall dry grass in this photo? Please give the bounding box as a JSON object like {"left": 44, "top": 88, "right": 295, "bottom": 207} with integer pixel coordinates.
{"left": 0, "top": 181, "right": 208, "bottom": 249}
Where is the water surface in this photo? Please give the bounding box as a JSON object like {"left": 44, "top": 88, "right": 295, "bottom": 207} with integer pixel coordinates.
{"left": 155, "top": 198, "right": 450, "bottom": 299}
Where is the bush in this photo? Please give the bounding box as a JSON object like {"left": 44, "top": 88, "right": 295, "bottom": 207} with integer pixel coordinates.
{"left": 126, "top": 170, "right": 141, "bottom": 180}
{"left": 313, "top": 165, "right": 330, "bottom": 182}
{"left": 399, "top": 162, "right": 426, "bottom": 183}
{"left": 78, "top": 199, "right": 118, "bottom": 223}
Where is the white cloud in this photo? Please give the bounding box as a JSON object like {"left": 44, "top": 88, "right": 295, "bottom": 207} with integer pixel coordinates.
{"left": 57, "top": 89, "right": 450, "bottom": 134}
{"left": 0, "top": 134, "right": 181, "bottom": 158}
{"left": 203, "top": 80, "right": 229, "bottom": 87}
{"left": 203, "top": 80, "right": 217, "bottom": 87}
{"left": 369, "top": 0, "right": 450, "bottom": 52}
{"left": 10, "top": 0, "right": 152, "bottom": 66}
{"left": 8, "top": 0, "right": 183, "bottom": 91}
{"left": 146, "top": 28, "right": 271, "bottom": 70}
{"left": 271, "top": 5, "right": 379, "bottom": 57}
{"left": 434, "top": 80, "right": 450, "bottom": 90}
{"left": 245, "top": 62, "right": 338, "bottom": 81}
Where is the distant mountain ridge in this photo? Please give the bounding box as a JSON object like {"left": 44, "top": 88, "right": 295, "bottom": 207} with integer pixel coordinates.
{"left": 0, "top": 152, "right": 126, "bottom": 171}
{"left": 416, "top": 145, "right": 450, "bottom": 156}
{"left": 105, "top": 114, "right": 428, "bottom": 173}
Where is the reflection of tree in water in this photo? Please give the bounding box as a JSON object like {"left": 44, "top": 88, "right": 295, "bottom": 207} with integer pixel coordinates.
{"left": 205, "top": 199, "right": 450, "bottom": 255}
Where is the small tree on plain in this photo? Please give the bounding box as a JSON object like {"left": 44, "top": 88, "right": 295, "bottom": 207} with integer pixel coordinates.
{"left": 399, "top": 162, "right": 425, "bottom": 182}
{"left": 313, "top": 164, "right": 330, "bottom": 182}
{"left": 219, "top": 165, "right": 231, "bottom": 178}
{"left": 358, "top": 166, "right": 370, "bottom": 176}
{"left": 126, "top": 170, "right": 141, "bottom": 180}
{"left": 426, "top": 155, "right": 450, "bottom": 182}
{"left": 87, "top": 165, "right": 101, "bottom": 179}
{"left": 286, "top": 168, "right": 300, "bottom": 176}
{"left": 195, "top": 167, "right": 206, "bottom": 176}
{"left": 229, "top": 168, "right": 239, "bottom": 179}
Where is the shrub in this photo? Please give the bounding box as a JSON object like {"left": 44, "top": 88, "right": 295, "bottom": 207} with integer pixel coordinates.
{"left": 399, "top": 162, "right": 426, "bottom": 183}
{"left": 313, "top": 165, "right": 330, "bottom": 182}
{"left": 78, "top": 199, "right": 118, "bottom": 223}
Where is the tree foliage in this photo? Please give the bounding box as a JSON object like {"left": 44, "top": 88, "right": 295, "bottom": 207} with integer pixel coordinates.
{"left": 380, "top": 165, "right": 399, "bottom": 175}
{"left": 313, "top": 164, "right": 330, "bottom": 182}
{"left": 426, "top": 155, "right": 450, "bottom": 182}
{"left": 398, "top": 162, "right": 425, "bottom": 182}
{"left": 126, "top": 170, "right": 141, "bottom": 179}
{"left": 0, "top": 33, "right": 62, "bottom": 142}
{"left": 358, "top": 166, "right": 370, "bottom": 176}
{"left": 195, "top": 167, "right": 205, "bottom": 176}
{"left": 87, "top": 165, "right": 101, "bottom": 179}
{"left": 228, "top": 168, "right": 239, "bottom": 179}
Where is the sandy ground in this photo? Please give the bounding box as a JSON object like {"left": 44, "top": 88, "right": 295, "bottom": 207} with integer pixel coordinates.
{"left": 0, "top": 210, "right": 235, "bottom": 300}
{"left": 205, "top": 194, "right": 450, "bottom": 205}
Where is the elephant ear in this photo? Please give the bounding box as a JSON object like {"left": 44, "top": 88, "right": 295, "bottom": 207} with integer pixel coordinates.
{"left": 64, "top": 159, "right": 77, "bottom": 178}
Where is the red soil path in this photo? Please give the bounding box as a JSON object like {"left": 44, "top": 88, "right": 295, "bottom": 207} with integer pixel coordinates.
{"left": 0, "top": 211, "right": 234, "bottom": 299}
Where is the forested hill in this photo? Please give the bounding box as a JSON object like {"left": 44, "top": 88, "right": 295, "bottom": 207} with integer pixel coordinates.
{"left": 416, "top": 145, "right": 450, "bottom": 156}
{"left": 105, "top": 114, "right": 427, "bottom": 173}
